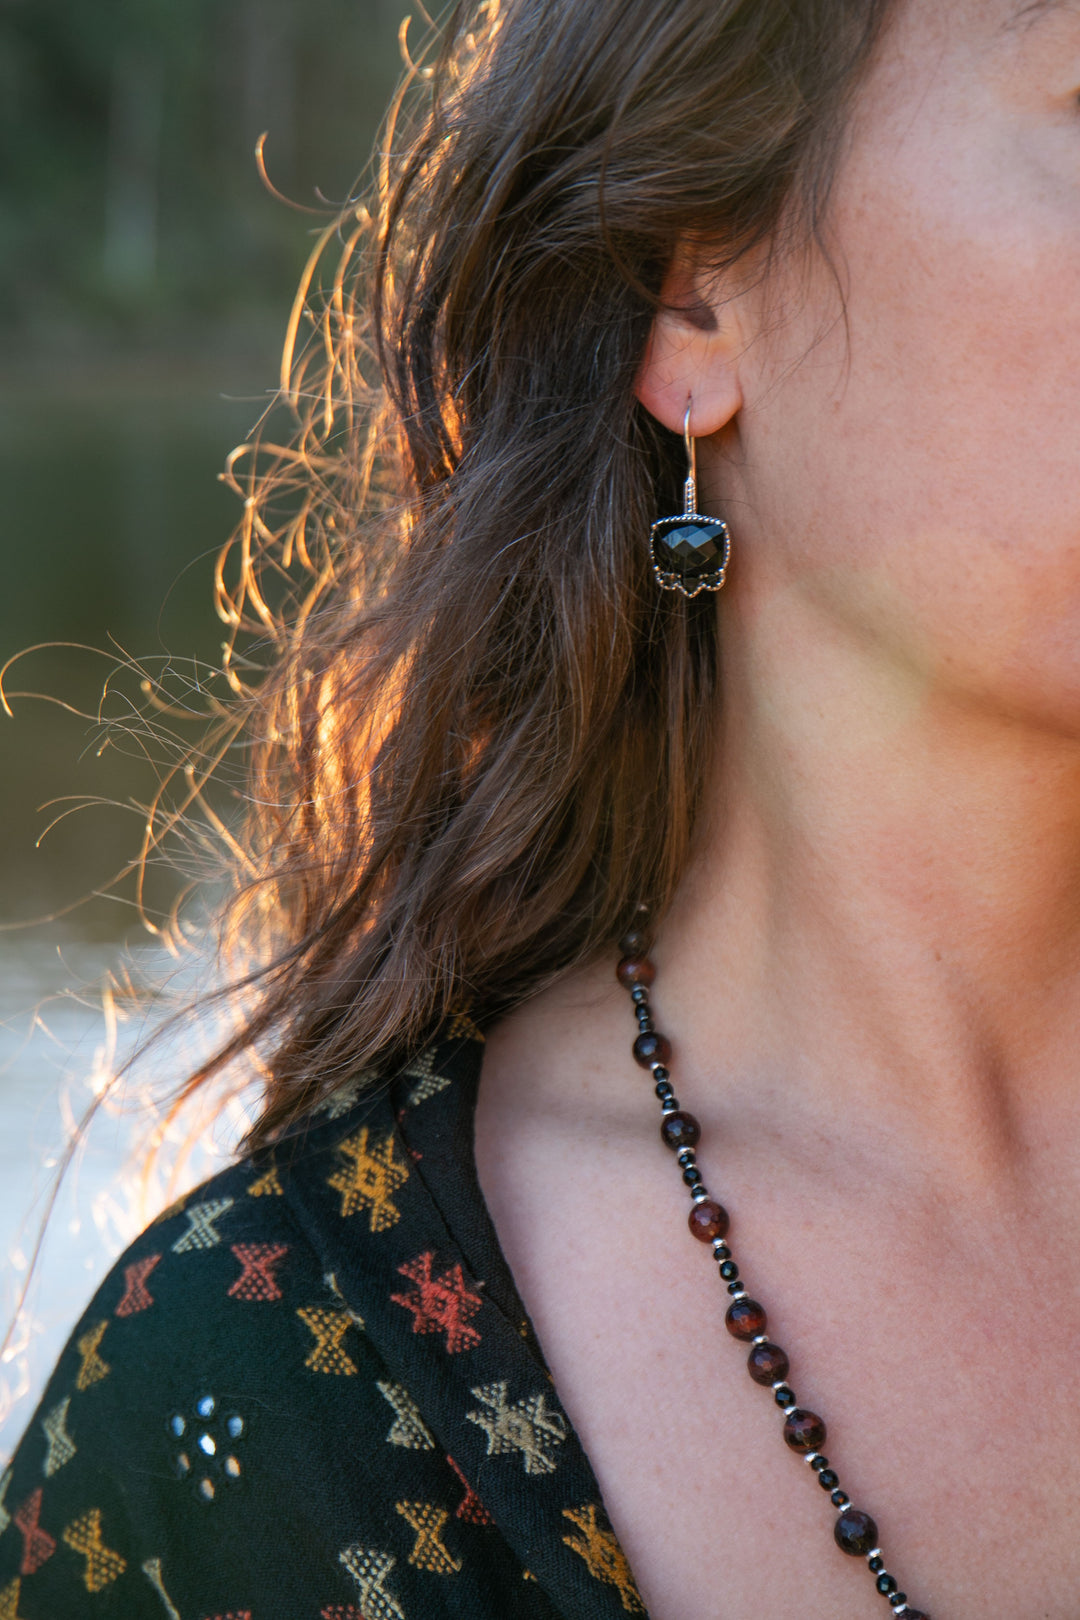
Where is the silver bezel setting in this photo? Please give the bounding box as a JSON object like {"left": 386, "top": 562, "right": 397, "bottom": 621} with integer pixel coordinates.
{"left": 648, "top": 511, "right": 731, "bottom": 599}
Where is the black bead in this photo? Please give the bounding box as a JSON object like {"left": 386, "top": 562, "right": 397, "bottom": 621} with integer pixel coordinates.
{"left": 877, "top": 1575, "right": 897, "bottom": 1596}
{"left": 889, "top": 1597, "right": 907, "bottom": 1611}
{"left": 713, "top": 1244, "right": 731, "bottom": 1261}
{"left": 662, "top": 1096, "right": 680, "bottom": 1111}
{"left": 682, "top": 1167, "right": 703, "bottom": 1187}
{"left": 868, "top": 1557, "right": 885, "bottom": 1574}
{"left": 810, "top": 1456, "right": 829, "bottom": 1472}
{"left": 719, "top": 1261, "right": 739, "bottom": 1281}
{"left": 637, "top": 1016, "right": 655, "bottom": 1034}
{"left": 726, "top": 1281, "right": 743, "bottom": 1295}
{"left": 831, "top": 1490, "right": 850, "bottom": 1508}
{"left": 774, "top": 1385, "right": 795, "bottom": 1406}
{"left": 633, "top": 1030, "right": 672, "bottom": 1067}
{"left": 655, "top": 1085, "right": 673, "bottom": 1104}
{"left": 676, "top": 1147, "right": 695, "bottom": 1166}
{"left": 819, "top": 1470, "right": 839, "bottom": 1490}
{"left": 630, "top": 986, "right": 648, "bottom": 1005}
{"left": 652, "top": 1065, "right": 670, "bottom": 1081}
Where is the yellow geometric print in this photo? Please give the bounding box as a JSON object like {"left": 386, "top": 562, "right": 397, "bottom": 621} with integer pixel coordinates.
{"left": 247, "top": 1163, "right": 283, "bottom": 1197}
{"left": 394, "top": 1501, "right": 461, "bottom": 1575}
{"left": 74, "top": 1320, "right": 110, "bottom": 1391}
{"left": 62, "top": 1507, "right": 127, "bottom": 1593}
{"left": 0, "top": 1577, "right": 23, "bottom": 1620}
{"left": 297, "top": 1305, "right": 360, "bottom": 1375}
{"left": 326, "top": 1126, "right": 408, "bottom": 1232}
{"left": 561, "top": 1504, "right": 646, "bottom": 1614}
{"left": 446, "top": 1008, "right": 485, "bottom": 1043}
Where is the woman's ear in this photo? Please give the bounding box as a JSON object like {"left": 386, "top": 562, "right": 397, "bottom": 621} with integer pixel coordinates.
{"left": 634, "top": 252, "right": 745, "bottom": 438}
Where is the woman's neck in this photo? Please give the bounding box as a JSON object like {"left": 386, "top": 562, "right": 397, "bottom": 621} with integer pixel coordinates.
{"left": 656, "top": 589, "right": 1080, "bottom": 1190}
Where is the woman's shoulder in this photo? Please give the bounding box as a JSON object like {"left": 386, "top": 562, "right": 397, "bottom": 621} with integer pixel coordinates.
{"left": 0, "top": 1068, "right": 569, "bottom": 1619}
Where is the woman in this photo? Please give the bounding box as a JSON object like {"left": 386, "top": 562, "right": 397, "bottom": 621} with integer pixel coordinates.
{"left": 1, "top": 0, "right": 1074, "bottom": 1613}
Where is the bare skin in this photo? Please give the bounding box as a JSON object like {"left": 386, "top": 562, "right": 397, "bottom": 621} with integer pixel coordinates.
{"left": 476, "top": 1, "right": 1080, "bottom": 1615}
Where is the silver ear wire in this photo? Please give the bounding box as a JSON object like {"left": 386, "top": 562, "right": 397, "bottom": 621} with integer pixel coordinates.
{"left": 648, "top": 396, "right": 731, "bottom": 598}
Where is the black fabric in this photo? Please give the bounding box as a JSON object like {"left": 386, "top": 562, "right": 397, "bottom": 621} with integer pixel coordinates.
{"left": 0, "top": 1029, "right": 647, "bottom": 1619}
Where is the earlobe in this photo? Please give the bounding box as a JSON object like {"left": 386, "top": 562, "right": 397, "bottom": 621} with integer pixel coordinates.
{"left": 634, "top": 260, "right": 745, "bottom": 439}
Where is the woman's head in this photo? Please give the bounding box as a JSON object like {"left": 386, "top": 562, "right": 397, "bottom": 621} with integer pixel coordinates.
{"left": 639, "top": 0, "right": 1080, "bottom": 758}
{"left": 192, "top": 0, "right": 920, "bottom": 1137}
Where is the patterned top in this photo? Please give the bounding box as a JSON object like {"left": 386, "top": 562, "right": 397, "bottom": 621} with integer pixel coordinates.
{"left": 0, "top": 1027, "right": 647, "bottom": 1619}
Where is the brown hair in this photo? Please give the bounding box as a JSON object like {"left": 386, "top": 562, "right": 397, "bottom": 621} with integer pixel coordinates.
{"left": 175, "top": 0, "right": 895, "bottom": 1146}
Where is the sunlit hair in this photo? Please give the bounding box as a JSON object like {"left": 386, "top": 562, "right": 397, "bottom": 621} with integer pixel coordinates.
{"left": 158, "top": 0, "right": 895, "bottom": 1146}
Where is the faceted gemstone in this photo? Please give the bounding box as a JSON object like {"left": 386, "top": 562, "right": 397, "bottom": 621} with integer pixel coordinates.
{"left": 687, "top": 1200, "right": 728, "bottom": 1241}
{"left": 783, "top": 1409, "right": 826, "bottom": 1453}
{"left": 633, "top": 1031, "right": 672, "bottom": 1068}
{"left": 617, "top": 955, "right": 655, "bottom": 989}
{"left": 833, "top": 1507, "right": 878, "bottom": 1557}
{"left": 660, "top": 1111, "right": 700, "bottom": 1150}
{"left": 747, "top": 1343, "right": 790, "bottom": 1385}
{"left": 651, "top": 516, "right": 729, "bottom": 582}
{"left": 725, "top": 1298, "right": 766, "bottom": 1340}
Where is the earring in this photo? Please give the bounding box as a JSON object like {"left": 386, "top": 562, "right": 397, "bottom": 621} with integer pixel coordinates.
{"left": 649, "top": 400, "right": 731, "bottom": 597}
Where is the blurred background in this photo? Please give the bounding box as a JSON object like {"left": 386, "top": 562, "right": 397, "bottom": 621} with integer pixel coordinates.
{"left": 0, "top": 0, "right": 405, "bottom": 1458}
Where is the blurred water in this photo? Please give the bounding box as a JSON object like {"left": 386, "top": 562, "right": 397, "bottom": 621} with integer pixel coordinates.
{"left": 0, "top": 936, "right": 254, "bottom": 1463}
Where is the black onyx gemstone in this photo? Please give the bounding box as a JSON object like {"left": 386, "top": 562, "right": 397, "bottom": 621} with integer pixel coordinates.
{"left": 877, "top": 1575, "right": 897, "bottom": 1596}
{"left": 834, "top": 1508, "right": 879, "bottom": 1557}
{"left": 868, "top": 1558, "right": 885, "bottom": 1574}
{"left": 818, "top": 1469, "right": 839, "bottom": 1490}
{"left": 651, "top": 515, "right": 729, "bottom": 582}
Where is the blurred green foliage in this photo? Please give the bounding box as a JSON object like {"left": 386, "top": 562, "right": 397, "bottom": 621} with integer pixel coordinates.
{"left": 0, "top": 0, "right": 406, "bottom": 354}
{"left": 0, "top": 0, "right": 408, "bottom": 940}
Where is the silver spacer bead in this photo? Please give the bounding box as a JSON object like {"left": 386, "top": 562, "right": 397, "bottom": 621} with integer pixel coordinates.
{"left": 661, "top": 1099, "right": 677, "bottom": 1113}
{"left": 804, "top": 1452, "right": 820, "bottom": 1466}
{"left": 753, "top": 1335, "right": 769, "bottom": 1346}
{"left": 650, "top": 1061, "right": 667, "bottom": 1074}
{"left": 783, "top": 1404, "right": 798, "bottom": 1417}
{"left": 712, "top": 1238, "right": 728, "bottom": 1253}
{"left": 730, "top": 1288, "right": 748, "bottom": 1300}
{"left": 692, "top": 1188, "right": 711, "bottom": 1204}
{"left": 867, "top": 1550, "right": 882, "bottom": 1562}
{"left": 771, "top": 1380, "right": 788, "bottom": 1392}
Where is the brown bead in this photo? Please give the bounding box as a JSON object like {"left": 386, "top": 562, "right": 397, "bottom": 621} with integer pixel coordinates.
{"left": 747, "top": 1342, "right": 789, "bottom": 1385}
{"left": 618, "top": 926, "right": 651, "bottom": 958}
{"left": 616, "top": 956, "right": 655, "bottom": 989}
{"left": 783, "top": 1409, "right": 827, "bottom": 1453}
{"left": 687, "top": 1199, "right": 728, "bottom": 1241}
{"left": 660, "top": 1111, "right": 700, "bottom": 1150}
{"left": 632, "top": 1030, "right": 671, "bottom": 1067}
{"left": 725, "top": 1298, "right": 766, "bottom": 1340}
{"left": 833, "top": 1508, "right": 878, "bottom": 1557}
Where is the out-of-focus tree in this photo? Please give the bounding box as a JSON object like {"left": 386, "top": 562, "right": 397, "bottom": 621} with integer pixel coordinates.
{"left": 0, "top": 0, "right": 405, "bottom": 356}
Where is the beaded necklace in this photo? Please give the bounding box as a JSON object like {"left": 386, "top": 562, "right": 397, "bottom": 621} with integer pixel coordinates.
{"left": 616, "top": 922, "right": 931, "bottom": 1620}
